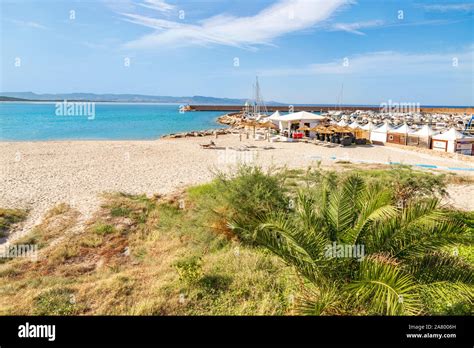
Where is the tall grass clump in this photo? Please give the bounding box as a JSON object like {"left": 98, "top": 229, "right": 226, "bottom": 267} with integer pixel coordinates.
{"left": 0, "top": 208, "right": 27, "bottom": 237}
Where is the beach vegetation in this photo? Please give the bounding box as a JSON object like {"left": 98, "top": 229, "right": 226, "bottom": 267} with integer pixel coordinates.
{"left": 0, "top": 208, "right": 27, "bottom": 237}
{"left": 0, "top": 165, "right": 471, "bottom": 316}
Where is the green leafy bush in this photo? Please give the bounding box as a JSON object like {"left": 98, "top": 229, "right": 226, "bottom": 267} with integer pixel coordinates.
{"left": 213, "top": 165, "right": 288, "bottom": 242}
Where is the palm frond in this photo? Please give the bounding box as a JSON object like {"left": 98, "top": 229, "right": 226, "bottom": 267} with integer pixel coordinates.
{"left": 254, "top": 212, "right": 330, "bottom": 283}
{"left": 294, "top": 190, "right": 326, "bottom": 234}
{"left": 419, "top": 281, "right": 473, "bottom": 314}
{"left": 368, "top": 198, "right": 468, "bottom": 257}
{"left": 296, "top": 281, "right": 345, "bottom": 316}
{"left": 326, "top": 175, "right": 364, "bottom": 238}
{"left": 346, "top": 254, "right": 422, "bottom": 315}
{"left": 407, "top": 252, "right": 474, "bottom": 284}
{"left": 342, "top": 187, "right": 397, "bottom": 246}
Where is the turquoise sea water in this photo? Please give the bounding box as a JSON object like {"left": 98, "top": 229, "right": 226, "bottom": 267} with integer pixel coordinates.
{"left": 0, "top": 103, "right": 226, "bottom": 141}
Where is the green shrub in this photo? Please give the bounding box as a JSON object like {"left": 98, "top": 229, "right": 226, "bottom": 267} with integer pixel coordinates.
{"left": 93, "top": 223, "right": 116, "bottom": 235}
{"left": 33, "top": 288, "right": 77, "bottom": 315}
{"left": 214, "top": 165, "right": 288, "bottom": 242}
{"left": 110, "top": 206, "right": 132, "bottom": 217}
{"left": 175, "top": 256, "right": 203, "bottom": 285}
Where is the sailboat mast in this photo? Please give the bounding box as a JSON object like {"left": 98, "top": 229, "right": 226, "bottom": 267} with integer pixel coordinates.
{"left": 255, "top": 76, "right": 260, "bottom": 116}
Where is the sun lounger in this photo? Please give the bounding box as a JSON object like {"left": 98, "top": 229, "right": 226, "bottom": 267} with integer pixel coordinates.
{"left": 200, "top": 143, "right": 216, "bottom": 149}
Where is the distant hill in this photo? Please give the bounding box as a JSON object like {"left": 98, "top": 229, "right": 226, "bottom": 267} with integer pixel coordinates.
{"left": 0, "top": 96, "right": 30, "bottom": 101}
{"left": 0, "top": 92, "right": 285, "bottom": 105}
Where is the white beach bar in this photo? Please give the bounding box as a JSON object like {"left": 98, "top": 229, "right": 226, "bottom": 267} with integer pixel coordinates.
{"left": 269, "top": 111, "right": 327, "bottom": 138}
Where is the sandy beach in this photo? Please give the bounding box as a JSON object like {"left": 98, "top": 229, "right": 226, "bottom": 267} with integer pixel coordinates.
{"left": 1, "top": 134, "right": 473, "bottom": 240}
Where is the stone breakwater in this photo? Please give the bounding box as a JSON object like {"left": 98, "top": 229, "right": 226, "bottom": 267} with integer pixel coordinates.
{"left": 217, "top": 112, "right": 244, "bottom": 126}
{"left": 161, "top": 113, "right": 244, "bottom": 139}
{"left": 161, "top": 128, "right": 232, "bottom": 139}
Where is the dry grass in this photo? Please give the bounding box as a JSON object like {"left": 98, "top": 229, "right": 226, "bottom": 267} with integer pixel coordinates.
{"left": 13, "top": 203, "right": 80, "bottom": 248}
{"left": 0, "top": 191, "right": 297, "bottom": 315}
{"left": 0, "top": 208, "right": 28, "bottom": 238}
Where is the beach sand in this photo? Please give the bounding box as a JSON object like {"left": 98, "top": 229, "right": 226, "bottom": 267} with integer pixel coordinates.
{"left": 1, "top": 134, "right": 473, "bottom": 241}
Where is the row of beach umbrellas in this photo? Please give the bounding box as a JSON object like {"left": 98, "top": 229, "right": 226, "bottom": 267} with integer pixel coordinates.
{"left": 241, "top": 120, "right": 356, "bottom": 135}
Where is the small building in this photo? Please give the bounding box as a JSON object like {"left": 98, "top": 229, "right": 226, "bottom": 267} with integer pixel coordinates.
{"left": 407, "top": 124, "right": 440, "bottom": 148}
{"left": 337, "top": 119, "right": 349, "bottom": 127}
{"left": 269, "top": 111, "right": 327, "bottom": 138}
{"left": 348, "top": 121, "right": 362, "bottom": 129}
{"left": 370, "top": 121, "right": 394, "bottom": 144}
{"left": 357, "top": 121, "right": 376, "bottom": 140}
{"left": 431, "top": 128, "right": 474, "bottom": 155}
{"left": 387, "top": 123, "right": 414, "bottom": 145}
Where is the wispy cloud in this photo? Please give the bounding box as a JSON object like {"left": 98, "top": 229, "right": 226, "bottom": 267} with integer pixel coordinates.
{"left": 260, "top": 48, "right": 473, "bottom": 76}
{"left": 139, "top": 0, "right": 175, "bottom": 12}
{"left": 330, "top": 19, "right": 384, "bottom": 35}
{"left": 422, "top": 3, "right": 474, "bottom": 12}
{"left": 329, "top": 18, "right": 458, "bottom": 35}
{"left": 9, "top": 19, "right": 47, "bottom": 30}
{"left": 120, "top": 0, "right": 350, "bottom": 50}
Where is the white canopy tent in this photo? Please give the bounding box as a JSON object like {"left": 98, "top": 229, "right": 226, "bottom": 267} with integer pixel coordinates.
{"left": 269, "top": 111, "right": 327, "bottom": 133}
{"left": 370, "top": 121, "right": 394, "bottom": 143}
{"left": 431, "top": 127, "right": 474, "bottom": 154}
{"left": 268, "top": 110, "right": 281, "bottom": 121}
{"left": 269, "top": 111, "right": 327, "bottom": 122}
{"left": 412, "top": 124, "right": 440, "bottom": 137}
{"left": 361, "top": 121, "right": 377, "bottom": 131}
{"left": 337, "top": 119, "right": 348, "bottom": 127}
{"left": 391, "top": 123, "right": 415, "bottom": 134}
{"left": 406, "top": 124, "right": 440, "bottom": 148}
{"left": 348, "top": 121, "right": 362, "bottom": 129}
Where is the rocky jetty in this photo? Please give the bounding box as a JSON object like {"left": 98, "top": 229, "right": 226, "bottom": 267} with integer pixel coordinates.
{"left": 217, "top": 112, "right": 244, "bottom": 126}
{"left": 161, "top": 128, "right": 232, "bottom": 139}
{"left": 161, "top": 113, "right": 245, "bottom": 139}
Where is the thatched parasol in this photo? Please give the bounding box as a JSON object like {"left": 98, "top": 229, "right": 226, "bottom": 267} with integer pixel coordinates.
{"left": 241, "top": 119, "right": 260, "bottom": 137}
{"left": 311, "top": 126, "right": 332, "bottom": 134}
{"left": 333, "top": 126, "right": 352, "bottom": 133}
{"left": 241, "top": 120, "right": 259, "bottom": 127}
{"left": 259, "top": 121, "right": 278, "bottom": 129}
{"left": 297, "top": 125, "right": 311, "bottom": 131}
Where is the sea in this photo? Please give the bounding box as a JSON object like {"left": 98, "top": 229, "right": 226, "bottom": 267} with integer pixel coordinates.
{"left": 0, "top": 102, "right": 227, "bottom": 141}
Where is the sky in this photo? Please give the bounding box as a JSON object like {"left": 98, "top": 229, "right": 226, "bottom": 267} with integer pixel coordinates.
{"left": 1, "top": 0, "right": 473, "bottom": 105}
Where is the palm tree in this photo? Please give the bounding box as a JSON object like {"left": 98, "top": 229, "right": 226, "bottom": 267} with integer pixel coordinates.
{"left": 251, "top": 175, "right": 473, "bottom": 315}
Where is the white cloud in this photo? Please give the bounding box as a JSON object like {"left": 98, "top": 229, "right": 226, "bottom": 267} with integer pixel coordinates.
{"left": 10, "top": 19, "right": 47, "bottom": 30}
{"left": 422, "top": 3, "right": 474, "bottom": 12}
{"left": 120, "top": 0, "right": 350, "bottom": 49}
{"left": 139, "top": 0, "right": 175, "bottom": 12}
{"left": 330, "top": 19, "right": 384, "bottom": 35}
{"left": 260, "top": 48, "right": 474, "bottom": 76}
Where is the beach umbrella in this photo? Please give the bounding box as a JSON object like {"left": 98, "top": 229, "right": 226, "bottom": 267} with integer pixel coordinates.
{"left": 259, "top": 121, "right": 278, "bottom": 129}
{"left": 242, "top": 120, "right": 260, "bottom": 137}
{"left": 297, "top": 125, "right": 311, "bottom": 131}
{"left": 311, "top": 126, "right": 330, "bottom": 133}
{"left": 259, "top": 121, "right": 278, "bottom": 140}
{"left": 337, "top": 126, "right": 353, "bottom": 133}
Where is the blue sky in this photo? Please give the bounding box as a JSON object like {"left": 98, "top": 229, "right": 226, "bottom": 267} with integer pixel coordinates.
{"left": 1, "top": 0, "right": 473, "bottom": 105}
